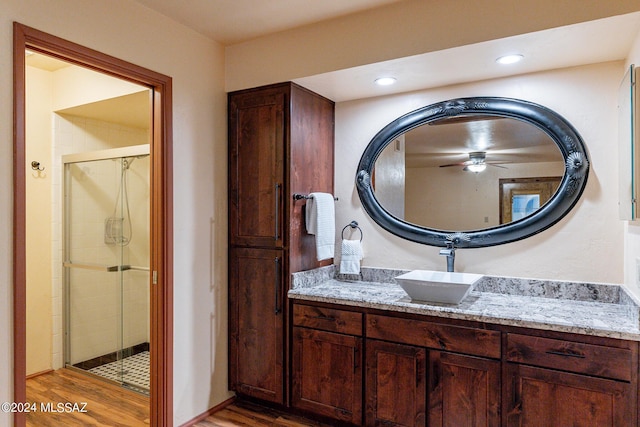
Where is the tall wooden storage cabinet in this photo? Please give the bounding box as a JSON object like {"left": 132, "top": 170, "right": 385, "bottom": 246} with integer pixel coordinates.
{"left": 228, "top": 82, "right": 335, "bottom": 404}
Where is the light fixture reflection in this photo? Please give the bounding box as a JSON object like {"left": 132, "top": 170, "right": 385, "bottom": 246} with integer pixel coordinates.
{"left": 375, "top": 77, "right": 397, "bottom": 86}
{"left": 496, "top": 54, "right": 524, "bottom": 65}
{"left": 464, "top": 163, "right": 487, "bottom": 173}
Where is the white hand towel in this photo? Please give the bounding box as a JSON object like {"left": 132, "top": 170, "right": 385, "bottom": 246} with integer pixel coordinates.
{"left": 340, "top": 239, "right": 363, "bottom": 274}
{"left": 305, "top": 192, "right": 335, "bottom": 261}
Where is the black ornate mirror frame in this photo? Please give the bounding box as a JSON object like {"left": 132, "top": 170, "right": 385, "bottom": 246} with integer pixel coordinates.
{"left": 356, "top": 97, "right": 590, "bottom": 248}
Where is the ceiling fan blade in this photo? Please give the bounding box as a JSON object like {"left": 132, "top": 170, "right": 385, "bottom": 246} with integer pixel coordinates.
{"left": 439, "top": 162, "right": 468, "bottom": 168}
{"left": 487, "top": 163, "right": 508, "bottom": 169}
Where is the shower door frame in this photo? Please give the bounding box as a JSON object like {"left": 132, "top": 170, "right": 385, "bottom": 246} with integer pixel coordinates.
{"left": 13, "top": 23, "right": 173, "bottom": 426}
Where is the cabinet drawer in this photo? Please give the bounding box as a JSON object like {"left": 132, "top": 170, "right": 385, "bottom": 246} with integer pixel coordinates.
{"left": 366, "top": 314, "right": 501, "bottom": 359}
{"left": 293, "top": 304, "right": 363, "bottom": 336}
{"left": 506, "top": 333, "right": 633, "bottom": 381}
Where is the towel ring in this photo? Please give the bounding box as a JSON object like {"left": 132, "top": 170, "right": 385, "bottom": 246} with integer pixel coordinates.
{"left": 341, "top": 221, "right": 363, "bottom": 242}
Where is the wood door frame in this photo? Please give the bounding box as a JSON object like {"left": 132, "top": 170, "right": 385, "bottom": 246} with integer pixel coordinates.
{"left": 498, "top": 176, "right": 561, "bottom": 224}
{"left": 13, "top": 23, "right": 173, "bottom": 426}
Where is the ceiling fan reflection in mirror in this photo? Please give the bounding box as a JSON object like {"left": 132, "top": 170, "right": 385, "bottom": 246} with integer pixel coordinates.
{"left": 439, "top": 151, "right": 507, "bottom": 172}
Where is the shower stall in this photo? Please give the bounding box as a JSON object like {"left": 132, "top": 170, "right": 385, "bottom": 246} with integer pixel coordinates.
{"left": 62, "top": 145, "right": 150, "bottom": 394}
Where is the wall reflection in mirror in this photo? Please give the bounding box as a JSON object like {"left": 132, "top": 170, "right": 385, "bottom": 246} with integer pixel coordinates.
{"left": 373, "top": 116, "right": 565, "bottom": 232}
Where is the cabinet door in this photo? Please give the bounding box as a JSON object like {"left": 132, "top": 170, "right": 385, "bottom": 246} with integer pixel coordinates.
{"left": 366, "top": 340, "right": 427, "bottom": 427}
{"left": 229, "top": 247, "right": 284, "bottom": 403}
{"left": 505, "top": 364, "right": 632, "bottom": 426}
{"left": 292, "top": 328, "right": 362, "bottom": 424}
{"left": 429, "top": 352, "right": 500, "bottom": 427}
{"left": 229, "top": 89, "right": 285, "bottom": 248}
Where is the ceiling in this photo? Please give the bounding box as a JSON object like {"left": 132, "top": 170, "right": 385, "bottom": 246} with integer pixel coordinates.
{"left": 132, "top": 0, "right": 403, "bottom": 45}
{"left": 130, "top": 1, "right": 640, "bottom": 102}
{"left": 295, "top": 12, "right": 640, "bottom": 102}
{"left": 403, "top": 117, "right": 561, "bottom": 169}
{"left": 24, "top": 5, "right": 640, "bottom": 126}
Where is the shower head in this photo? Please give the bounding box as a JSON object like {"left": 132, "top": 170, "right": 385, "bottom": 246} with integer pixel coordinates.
{"left": 122, "top": 154, "right": 149, "bottom": 170}
{"left": 123, "top": 157, "right": 136, "bottom": 170}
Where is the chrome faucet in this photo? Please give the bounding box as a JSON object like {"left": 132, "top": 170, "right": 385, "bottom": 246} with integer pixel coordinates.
{"left": 439, "top": 242, "right": 456, "bottom": 272}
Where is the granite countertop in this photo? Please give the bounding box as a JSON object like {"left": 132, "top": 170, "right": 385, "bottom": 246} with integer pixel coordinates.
{"left": 288, "top": 266, "right": 640, "bottom": 341}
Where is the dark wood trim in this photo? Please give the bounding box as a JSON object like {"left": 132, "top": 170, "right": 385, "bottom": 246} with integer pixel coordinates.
{"left": 12, "top": 22, "right": 27, "bottom": 427}
{"left": 25, "top": 369, "right": 53, "bottom": 380}
{"left": 13, "top": 22, "right": 173, "bottom": 427}
{"left": 178, "top": 397, "right": 236, "bottom": 427}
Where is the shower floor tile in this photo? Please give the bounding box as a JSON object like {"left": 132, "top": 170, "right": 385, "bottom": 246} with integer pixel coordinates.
{"left": 88, "top": 351, "right": 149, "bottom": 393}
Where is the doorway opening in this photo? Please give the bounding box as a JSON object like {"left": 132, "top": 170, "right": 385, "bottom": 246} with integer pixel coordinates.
{"left": 14, "top": 23, "right": 173, "bottom": 426}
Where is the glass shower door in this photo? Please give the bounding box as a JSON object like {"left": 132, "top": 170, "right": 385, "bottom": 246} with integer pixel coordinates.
{"left": 63, "top": 148, "right": 150, "bottom": 394}
{"left": 117, "top": 154, "right": 151, "bottom": 392}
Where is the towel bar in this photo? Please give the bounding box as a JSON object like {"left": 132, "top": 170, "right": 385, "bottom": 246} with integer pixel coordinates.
{"left": 293, "top": 193, "right": 338, "bottom": 201}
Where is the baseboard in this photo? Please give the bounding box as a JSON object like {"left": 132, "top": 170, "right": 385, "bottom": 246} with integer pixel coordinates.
{"left": 178, "top": 396, "right": 236, "bottom": 427}
{"left": 26, "top": 368, "right": 53, "bottom": 379}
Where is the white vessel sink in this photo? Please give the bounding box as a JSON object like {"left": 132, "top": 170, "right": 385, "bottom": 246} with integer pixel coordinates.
{"left": 395, "top": 270, "right": 484, "bottom": 304}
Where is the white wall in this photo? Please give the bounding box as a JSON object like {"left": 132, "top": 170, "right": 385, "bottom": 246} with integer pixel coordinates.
{"left": 0, "top": 1, "right": 229, "bottom": 425}
{"left": 335, "top": 62, "right": 626, "bottom": 284}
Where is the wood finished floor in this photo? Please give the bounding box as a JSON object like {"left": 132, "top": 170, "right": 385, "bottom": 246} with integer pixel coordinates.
{"left": 194, "top": 400, "right": 333, "bottom": 427}
{"left": 26, "top": 368, "right": 150, "bottom": 426}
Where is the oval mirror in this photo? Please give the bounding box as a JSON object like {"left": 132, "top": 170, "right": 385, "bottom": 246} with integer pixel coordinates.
{"left": 356, "top": 97, "right": 589, "bottom": 248}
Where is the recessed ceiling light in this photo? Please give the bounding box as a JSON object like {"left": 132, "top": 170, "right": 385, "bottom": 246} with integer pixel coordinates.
{"left": 496, "top": 54, "right": 524, "bottom": 65}
{"left": 375, "top": 77, "right": 397, "bottom": 86}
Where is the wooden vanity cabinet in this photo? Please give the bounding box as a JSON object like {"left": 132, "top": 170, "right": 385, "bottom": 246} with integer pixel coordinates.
{"left": 429, "top": 351, "right": 501, "bottom": 427}
{"left": 291, "top": 305, "right": 364, "bottom": 425}
{"left": 366, "top": 339, "right": 427, "bottom": 426}
{"left": 229, "top": 247, "right": 285, "bottom": 402}
{"left": 504, "top": 364, "right": 632, "bottom": 426}
{"left": 287, "top": 301, "right": 638, "bottom": 426}
{"left": 504, "top": 332, "right": 637, "bottom": 426}
{"left": 365, "top": 345, "right": 501, "bottom": 427}
{"left": 366, "top": 314, "right": 501, "bottom": 427}
{"left": 229, "top": 87, "right": 285, "bottom": 249}
{"left": 228, "top": 83, "right": 334, "bottom": 404}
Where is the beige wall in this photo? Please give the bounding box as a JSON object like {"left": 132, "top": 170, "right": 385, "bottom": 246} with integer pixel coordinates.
{"left": 4, "top": 1, "right": 640, "bottom": 426}
{"left": 0, "top": 1, "right": 229, "bottom": 425}
{"left": 52, "top": 66, "right": 146, "bottom": 111}
{"left": 405, "top": 161, "right": 564, "bottom": 230}
{"left": 335, "top": 62, "right": 625, "bottom": 284}
{"left": 374, "top": 135, "right": 405, "bottom": 218}
{"left": 624, "top": 29, "right": 640, "bottom": 296}
{"left": 226, "top": 0, "right": 640, "bottom": 92}
{"left": 25, "top": 66, "right": 53, "bottom": 376}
